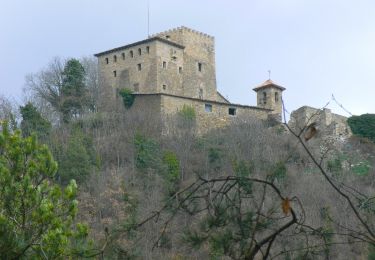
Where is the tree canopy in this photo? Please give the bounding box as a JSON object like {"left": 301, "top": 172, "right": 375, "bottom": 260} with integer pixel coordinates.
{"left": 0, "top": 122, "right": 89, "bottom": 258}
{"left": 20, "top": 102, "right": 51, "bottom": 139}
{"left": 348, "top": 114, "right": 375, "bottom": 142}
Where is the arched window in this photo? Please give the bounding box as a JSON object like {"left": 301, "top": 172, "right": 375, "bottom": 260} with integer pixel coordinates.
{"left": 138, "top": 48, "right": 142, "bottom": 56}
{"left": 262, "top": 92, "right": 267, "bottom": 104}
{"left": 130, "top": 50, "right": 134, "bottom": 58}
{"left": 113, "top": 55, "right": 117, "bottom": 62}
{"left": 275, "top": 92, "right": 279, "bottom": 102}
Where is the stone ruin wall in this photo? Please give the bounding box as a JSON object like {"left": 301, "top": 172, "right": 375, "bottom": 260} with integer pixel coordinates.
{"left": 288, "top": 106, "right": 352, "bottom": 138}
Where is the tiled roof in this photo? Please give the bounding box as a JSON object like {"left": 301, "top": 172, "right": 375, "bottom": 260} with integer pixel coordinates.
{"left": 253, "top": 79, "right": 286, "bottom": 91}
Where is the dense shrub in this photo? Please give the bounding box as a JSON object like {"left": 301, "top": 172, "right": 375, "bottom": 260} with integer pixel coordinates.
{"left": 118, "top": 88, "right": 135, "bottom": 109}
{"left": 348, "top": 114, "right": 375, "bottom": 142}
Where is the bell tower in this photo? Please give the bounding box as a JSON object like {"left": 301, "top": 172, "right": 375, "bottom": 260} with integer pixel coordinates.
{"left": 253, "top": 79, "right": 286, "bottom": 116}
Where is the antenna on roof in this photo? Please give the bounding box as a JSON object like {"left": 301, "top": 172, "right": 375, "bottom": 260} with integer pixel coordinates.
{"left": 147, "top": 0, "right": 150, "bottom": 37}
{"left": 268, "top": 70, "right": 271, "bottom": 80}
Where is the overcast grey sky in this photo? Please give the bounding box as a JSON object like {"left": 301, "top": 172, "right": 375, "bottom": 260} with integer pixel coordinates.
{"left": 1, "top": 0, "right": 374, "bottom": 116}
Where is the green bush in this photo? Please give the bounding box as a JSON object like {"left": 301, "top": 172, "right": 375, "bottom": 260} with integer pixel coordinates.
{"left": 118, "top": 88, "right": 135, "bottom": 109}
{"left": 348, "top": 114, "right": 375, "bottom": 143}
{"left": 134, "top": 134, "right": 160, "bottom": 170}
{"left": 179, "top": 105, "right": 196, "bottom": 121}
{"left": 270, "top": 161, "right": 287, "bottom": 181}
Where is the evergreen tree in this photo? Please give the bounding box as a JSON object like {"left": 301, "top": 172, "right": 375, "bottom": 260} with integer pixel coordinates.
{"left": 61, "top": 59, "right": 87, "bottom": 122}
{"left": 20, "top": 102, "right": 51, "bottom": 139}
{"left": 0, "top": 122, "right": 90, "bottom": 258}
{"left": 348, "top": 114, "right": 375, "bottom": 142}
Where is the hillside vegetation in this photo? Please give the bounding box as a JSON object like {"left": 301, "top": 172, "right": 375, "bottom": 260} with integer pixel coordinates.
{"left": 0, "top": 58, "right": 375, "bottom": 259}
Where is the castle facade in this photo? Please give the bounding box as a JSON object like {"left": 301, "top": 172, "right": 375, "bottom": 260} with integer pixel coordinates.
{"left": 94, "top": 26, "right": 290, "bottom": 133}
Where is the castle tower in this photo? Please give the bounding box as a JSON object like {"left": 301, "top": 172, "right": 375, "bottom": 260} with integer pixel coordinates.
{"left": 253, "top": 79, "right": 285, "bottom": 116}
{"left": 94, "top": 26, "right": 222, "bottom": 102}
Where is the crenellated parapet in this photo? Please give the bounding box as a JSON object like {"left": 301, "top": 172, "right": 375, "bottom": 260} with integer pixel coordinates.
{"left": 150, "top": 26, "right": 214, "bottom": 40}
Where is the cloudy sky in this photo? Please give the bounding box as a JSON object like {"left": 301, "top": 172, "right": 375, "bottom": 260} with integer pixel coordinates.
{"left": 1, "top": 0, "right": 374, "bottom": 116}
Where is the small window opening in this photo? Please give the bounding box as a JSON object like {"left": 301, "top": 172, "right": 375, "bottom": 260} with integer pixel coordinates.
{"left": 262, "top": 92, "right": 267, "bottom": 104}
{"left": 179, "top": 67, "right": 182, "bottom": 73}
{"left": 162, "top": 61, "right": 167, "bottom": 69}
{"left": 205, "top": 104, "right": 212, "bottom": 112}
{"left": 228, "top": 108, "right": 236, "bottom": 116}
{"left": 113, "top": 70, "right": 117, "bottom": 77}
{"left": 162, "top": 84, "right": 167, "bottom": 90}
{"left": 146, "top": 46, "right": 150, "bottom": 54}
{"left": 130, "top": 50, "right": 134, "bottom": 58}
{"left": 133, "top": 83, "right": 139, "bottom": 92}
{"left": 137, "top": 64, "right": 142, "bottom": 71}
{"left": 198, "top": 62, "right": 202, "bottom": 72}
{"left": 275, "top": 92, "right": 279, "bottom": 102}
{"left": 138, "top": 48, "right": 142, "bottom": 56}
{"left": 113, "top": 55, "right": 117, "bottom": 62}
{"left": 122, "top": 53, "right": 125, "bottom": 60}
{"left": 166, "top": 35, "right": 170, "bottom": 39}
{"left": 199, "top": 88, "right": 203, "bottom": 99}
{"left": 105, "top": 57, "right": 109, "bottom": 64}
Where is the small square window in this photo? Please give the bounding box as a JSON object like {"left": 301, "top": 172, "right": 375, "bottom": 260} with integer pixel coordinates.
{"left": 137, "top": 63, "right": 142, "bottom": 71}
{"left": 113, "top": 70, "right": 117, "bottom": 77}
{"left": 228, "top": 108, "right": 236, "bottom": 116}
{"left": 162, "top": 61, "right": 167, "bottom": 69}
{"left": 162, "top": 84, "right": 167, "bottom": 90}
{"left": 205, "top": 104, "right": 212, "bottom": 112}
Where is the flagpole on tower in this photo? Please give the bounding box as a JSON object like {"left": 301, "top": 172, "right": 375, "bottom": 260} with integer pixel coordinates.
{"left": 147, "top": 0, "right": 150, "bottom": 37}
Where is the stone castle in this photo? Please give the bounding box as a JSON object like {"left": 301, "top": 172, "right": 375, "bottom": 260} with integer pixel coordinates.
{"left": 94, "top": 26, "right": 350, "bottom": 135}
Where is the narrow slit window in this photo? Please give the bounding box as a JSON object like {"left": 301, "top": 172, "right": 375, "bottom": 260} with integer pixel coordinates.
{"left": 138, "top": 48, "right": 142, "bottom": 56}
{"left": 275, "top": 92, "right": 279, "bottom": 102}
{"left": 105, "top": 57, "right": 109, "bottom": 64}
{"left": 113, "top": 55, "right": 117, "bottom": 62}
{"left": 162, "top": 61, "right": 167, "bottom": 69}
{"left": 179, "top": 67, "right": 182, "bottom": 73}
{"left": 198, "top": 62, "right": 202, "bottom": 72}
{"left": 228, "top": 108, "right": 236, "bottom": 116}
{"left": 137, "top": 63, "right": 142, "bottom": 71}
{"left": 130, "top": 50, "right": 134, "bottom": 58}
{"left": 122, "top": 53, "right": 125, "bottom": 60}
{"left": 263, "top": 92, "right": 267, "bottom": 104}
{"left": 113, "top": 70, "right": 117, "bottom": 77}
{"left": 205, "top": 104, "right": 212, "bottom": 112}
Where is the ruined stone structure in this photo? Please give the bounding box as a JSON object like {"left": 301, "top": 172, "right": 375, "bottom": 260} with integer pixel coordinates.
{"left": 94, "top": 26, "right": 348, "bottom": 134}
{"left": 288, "top": 106, "right": 351, "bottom": 138}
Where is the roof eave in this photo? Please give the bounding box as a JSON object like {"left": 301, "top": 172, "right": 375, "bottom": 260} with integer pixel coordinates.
{"left": 94, "top": 37, "right": 185, "bottom": 57}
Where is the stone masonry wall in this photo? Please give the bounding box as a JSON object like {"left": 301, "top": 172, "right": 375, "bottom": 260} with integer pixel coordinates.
{"left": 288, "top": 106, "right": 351, "bottom": 138}
{"left": 153, "top": 27, "right": 217, "bottom": 101}
{"left": 159, "top": 94, "right": 269, "bottom": 134}
{"left": 97, "top": 41, "right": 159, "bottom": 94}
